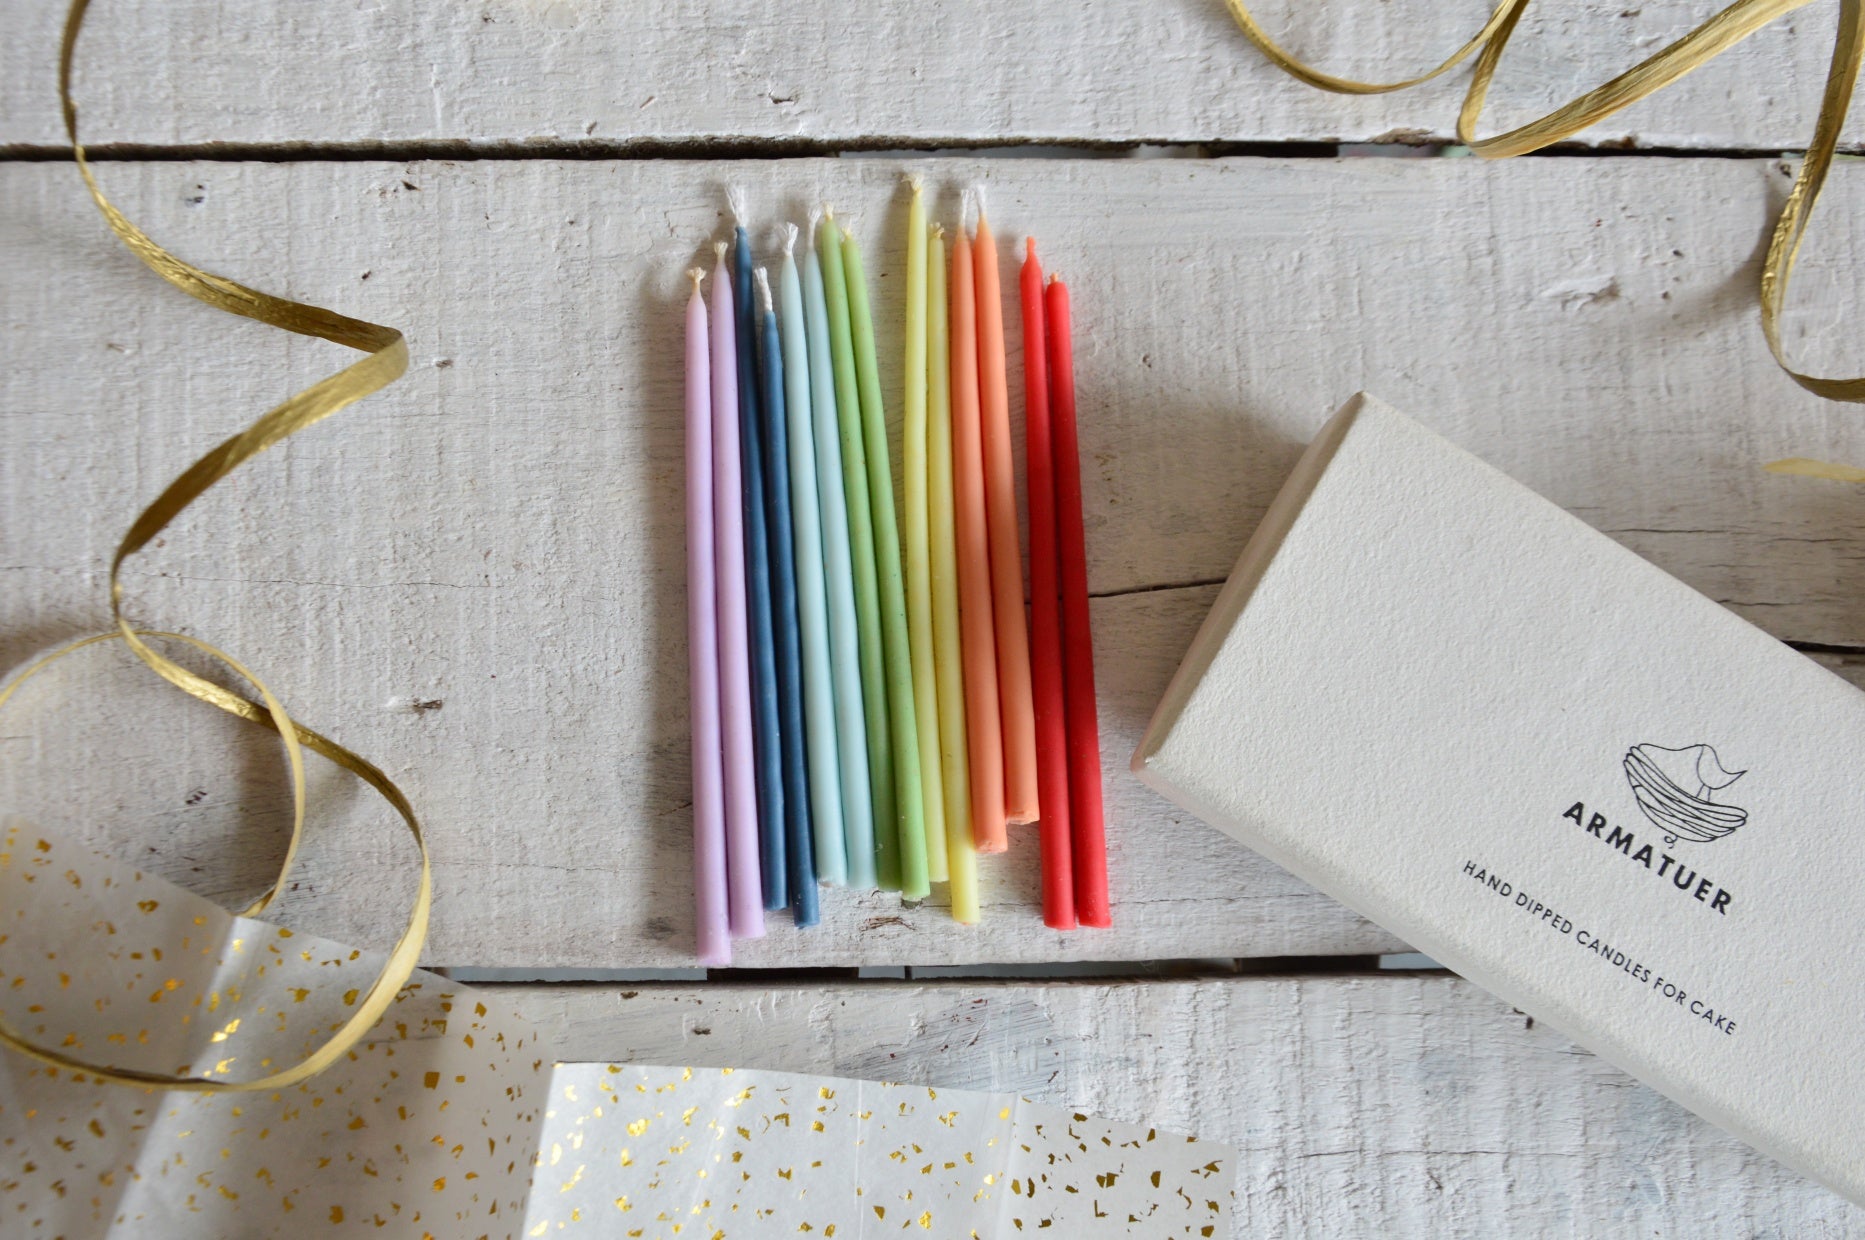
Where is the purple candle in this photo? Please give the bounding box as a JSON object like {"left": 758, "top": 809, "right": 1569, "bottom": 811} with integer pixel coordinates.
{"left": 686, "top": 269, "right": 730, "bottom": 965}
{"left": 712, "top": 242, "right": 765, "bottom": 939}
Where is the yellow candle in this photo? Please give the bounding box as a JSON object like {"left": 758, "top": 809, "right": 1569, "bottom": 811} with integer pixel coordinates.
{"left": 903, "top": 179, "right": 949, "bottom": 883}
{"left": 928, "top": 226, "right": 979, "bottom": 923}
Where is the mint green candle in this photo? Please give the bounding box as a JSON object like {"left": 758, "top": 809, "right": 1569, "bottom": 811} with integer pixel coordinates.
{"left": 818, "top": 211, "right": 898, "bottom": 890}
{"left": 842, "top": 225, "right": 931, "bottom": 901}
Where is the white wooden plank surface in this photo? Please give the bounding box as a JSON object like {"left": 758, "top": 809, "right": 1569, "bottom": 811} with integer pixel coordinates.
{"left": 6, "top": 0, "right": 1865, "bottom": 152}
{"left": 5, "top": 155, "right": 1865, "bottom": 968}
{"left": 486, "top": 975, "right": 1865, "bottom": 1234}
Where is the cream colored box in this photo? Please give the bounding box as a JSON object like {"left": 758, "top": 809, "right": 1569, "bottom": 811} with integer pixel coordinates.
{"left": 1134, "top": 394, "right": 1865, "bottom": 1205}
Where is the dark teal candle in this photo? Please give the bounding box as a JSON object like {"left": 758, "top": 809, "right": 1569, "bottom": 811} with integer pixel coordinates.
{"left": 735, "top": 224, "right": 786, "bottom": 911}
{"left": 757, "top": 269, "right": 819, "bottom": 927}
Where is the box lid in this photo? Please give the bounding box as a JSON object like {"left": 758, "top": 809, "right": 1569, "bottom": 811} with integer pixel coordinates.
{"left": 1134, "top": 393, "right": 1865, "bottom": 1205}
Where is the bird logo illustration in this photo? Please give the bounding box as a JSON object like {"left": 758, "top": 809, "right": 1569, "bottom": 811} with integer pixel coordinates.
{"left": 1622, "top": 743, "right": 1748, "bottom": 846}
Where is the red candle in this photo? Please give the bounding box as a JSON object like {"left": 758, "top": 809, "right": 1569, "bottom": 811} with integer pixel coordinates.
{"left": 950, "top": 230, "right": 1008, "bottom": 854}
{"left": 1046, "top": 274, "right": 1110, "bottom": 928}
{"left": 1020, "top": 239, "right": 1077, "bottom": 931}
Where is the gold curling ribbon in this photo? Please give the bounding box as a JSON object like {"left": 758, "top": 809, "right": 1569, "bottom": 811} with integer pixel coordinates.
{"left": 0, "top": 0, "right": 428, "bottom": 1091}
{"left": 1227, "top": 0, "right": 1865, "bottom": 476}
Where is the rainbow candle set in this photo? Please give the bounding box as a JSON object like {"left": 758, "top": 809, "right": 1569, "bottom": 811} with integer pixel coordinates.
{"left": 685, "top": 182, "right": 1109, "bottom": 962}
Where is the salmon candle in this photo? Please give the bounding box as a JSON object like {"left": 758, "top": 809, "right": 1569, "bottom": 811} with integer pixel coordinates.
{"left": 949, "top": 226, "right": 1007, "bottom": 855}
{"left": 971, "top": 197, "right": 1039, "bottom": 827}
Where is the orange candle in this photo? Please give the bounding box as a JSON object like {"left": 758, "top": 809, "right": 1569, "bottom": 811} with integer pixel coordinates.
{"left": 949, "top": 229, "right": 1008, "bottom": 854}
{"left": 972, "top": 199, "right": 1039, "bottom": 826}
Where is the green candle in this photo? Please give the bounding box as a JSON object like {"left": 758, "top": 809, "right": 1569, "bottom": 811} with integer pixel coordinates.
{"left": 902, "top": 180, "right": 949, "bottom": 884}
{"left": 818, "top": 210, "right": 898, "bottom": 890}
{"left": 928, "top": 226, "right": 980, "bottom": 924}
{"left": 842, "top": 224, "right": 931, "bottom": 901}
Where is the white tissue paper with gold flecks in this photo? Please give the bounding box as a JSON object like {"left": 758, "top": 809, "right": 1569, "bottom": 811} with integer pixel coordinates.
{"left": 1, "top": 821, "right": 1233, "bottom": 1237}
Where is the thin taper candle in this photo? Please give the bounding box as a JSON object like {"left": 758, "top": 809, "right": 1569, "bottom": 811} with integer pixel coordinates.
{"left": 711, "top": 242, "right": 765, "bottom": 938}
{"left": 1047, "top": 272, "right": 1111, "bottom": 928}
{"left": 780, "top": 228, "right": 849, "bottom": 888}
{"left": 1021, "top": 238, "right": 1078, "bottom": 931}
{"left": 949, "top": 223, "right": 1008, "bottom": 855}
{"left": 972, "top": 196, "right": 1040, "bottom": 826}
{"left": 686, "top": 269, "right": 731, "bottom": 963}
{"left": 804, "top": 216, "right": 877, "bottom": 888}
{"left": 902, "top": 179, "right": 949, "bottom": 883}
{"left": 734, "top": 215, "right": 788, "bottom": 912}
{"left": 844, "top": 225, "right": 931, "bottom": 900}
{"left": 819, "top": 210, "right": 898, "bottom": 889}
{"left": 757, "top": 267, "right": 820, "bottom": 927}
{"left": 928, "top": 229, "right": 981, "bottom": 924}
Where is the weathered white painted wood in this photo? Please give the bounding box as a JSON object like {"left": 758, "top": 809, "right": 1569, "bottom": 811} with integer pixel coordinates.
{"left": 5, "top": 156, "right": 1865, "bottom": 967}
{"left": 7, "top": 0, "right": 1865, "bottom": 152}
{"left": 486, "top": 976, "right": 1865, "bottom": 1234}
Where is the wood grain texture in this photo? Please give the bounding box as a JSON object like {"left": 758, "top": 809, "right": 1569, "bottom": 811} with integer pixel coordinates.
{"left": 486, "top": 976, "right": 1865, "bottom": 1234}
{"left": 5, "top": 155, "right": 1865, "bottom": 968}
{"left": 6, "top": 0, "right": 1865, "bottom": 152}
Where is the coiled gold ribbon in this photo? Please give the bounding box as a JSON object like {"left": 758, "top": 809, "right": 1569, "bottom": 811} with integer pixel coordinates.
{"left": 1228, "top": 0, "right": 1865, "bottom": 472}
{"left": 0, "top": 0, "right": 428, "bottom": 1091}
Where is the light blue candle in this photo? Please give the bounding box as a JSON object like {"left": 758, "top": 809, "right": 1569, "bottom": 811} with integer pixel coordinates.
{"left": 779, "top": 229, "right": 849, "bottom": 887}
{"left": 804, "top": 217, "right": 879, "bottom": 889}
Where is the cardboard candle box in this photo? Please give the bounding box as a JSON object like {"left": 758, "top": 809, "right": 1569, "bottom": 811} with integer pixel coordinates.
{"left": 1134, "top": 393, "right": 1865, "bottom": 1205}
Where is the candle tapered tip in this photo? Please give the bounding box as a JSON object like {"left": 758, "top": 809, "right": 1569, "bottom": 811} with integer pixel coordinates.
{"left": 1025, "top": 236, "right": 1038, "bottom": 262}
{"left": 754, "top": 267, "right": 774, "bottom": 314}
{"left": 687, "top": 267, "right": 705, "bottom": 291}
{"left": 907, "top": 173, "right": 924, "bottom": 194}
{"left": 712, "top": 240, "right": 728, "bottom": 262}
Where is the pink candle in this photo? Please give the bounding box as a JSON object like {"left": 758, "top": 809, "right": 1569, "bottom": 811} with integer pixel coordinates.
{"left": 687, "top": 269, "right": 731, "bottom": 964}
{"left": 712, "top": 242, "right": 765, "bottom": 939}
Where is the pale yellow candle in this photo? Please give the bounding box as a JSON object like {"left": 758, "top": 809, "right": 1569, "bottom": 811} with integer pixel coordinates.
{"left": 903, "top": 178, "right": 949, "bottom": 883}
{"left": 928, "top": 226, "right": 979, "bottom": 922}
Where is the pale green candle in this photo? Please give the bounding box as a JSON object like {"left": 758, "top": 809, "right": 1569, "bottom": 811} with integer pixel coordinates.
{"left": 902, "top": 180, "right": 949, "bottom": 884}
{"left": 779, "top": 226, "right": 847, "bottom": 887}
{"left": 927, "top": 226, "right": 980, "bottom": 924}
{"left": 803, "top": 218, "right": 878, "bottom": 889}
{"left": 842, "top": 224, "right": 931, "bottom": 900}
{"left": 818, "top": 210, "right": 898, "bottom": 890}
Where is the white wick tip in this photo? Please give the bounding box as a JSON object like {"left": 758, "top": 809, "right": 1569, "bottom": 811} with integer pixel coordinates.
{"left": 727, "top": 185, "right": 749, "bottom": 226}
{"left": 687, "top": 266, "right": 705, "bottom": 290}
{"left": 908, "top": 173, "right": 924, "bottom": 194}
{"left": 962, "top": 186, "right": 983, "bottom": 234}
{"left": 782, "top": 221, "right": 798, "bottom": 258}
{"left": 754, "top": 267, "right": 774, "bottom": 314}
{"left": 712, "top": 239, "right": 728, "bottom": 263}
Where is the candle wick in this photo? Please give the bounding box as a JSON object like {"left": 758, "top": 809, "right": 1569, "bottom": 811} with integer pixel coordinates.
{"left": 782, "top": 222, "right": 798, "bottom": 260}
{"left": 688, "top": 267, "right": 705, "bottom": 292}
{"left": 712, "top": 240, "right": 728, "bottom": 271}
{"left": 908, "top": 173, "right": 924, "bottom": 195}
{"left": 754, "top": 267, "right": 775, "bottom": 315}
{"left": 727, "top": 185, "right": 749, "bottom": 228}
{"left": 807, "top": 208, "right": 824, "bottom": 251}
